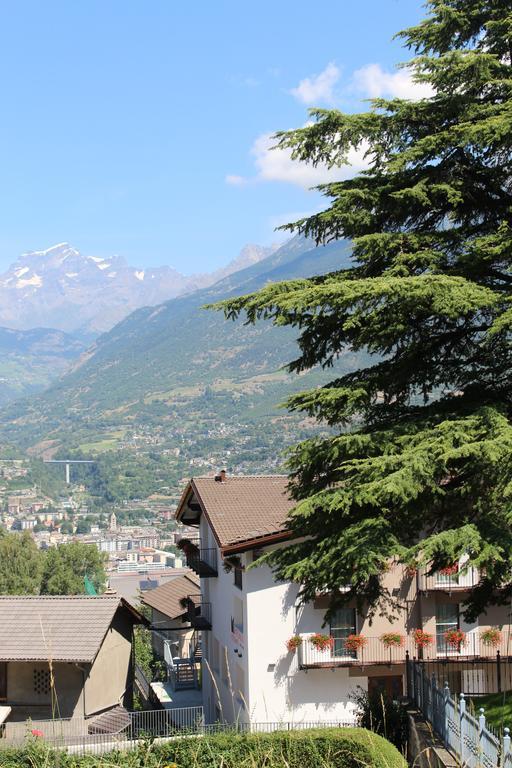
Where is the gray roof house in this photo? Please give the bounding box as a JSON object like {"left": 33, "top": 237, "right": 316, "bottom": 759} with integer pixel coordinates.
{"left": 0, "top": 595, "right": 146, "bottom": 725}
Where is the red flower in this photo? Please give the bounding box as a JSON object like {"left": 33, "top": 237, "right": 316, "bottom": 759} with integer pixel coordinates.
{"left": 286, "top": 635, "right": 302, "bottom": 653}
{"left": 344, "top": 634, "right": 368, "bottom": 652}
{"left": 439, "top": 564, "right": 459, "bottom": 576}
{"left": 413, "top": 629, "right": 434, "bottom": 648}
{"left": 444, "top": 629, "right": 466, "bottom": 649}
{"left": 380, "top": 633, "right": 404, "bottom": 648}
{"left": 310, "top": 633, "right": 334, "bottom": 652}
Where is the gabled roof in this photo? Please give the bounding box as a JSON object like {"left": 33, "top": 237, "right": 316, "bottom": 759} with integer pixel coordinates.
{"left": 176, "top": 475, "right": 294, "bottom": 552}
{"left": 140, "top": 573, "right": 199, "bottom": 621}
{"left": 0, "top": 595, "right": 145, "bottom": 663}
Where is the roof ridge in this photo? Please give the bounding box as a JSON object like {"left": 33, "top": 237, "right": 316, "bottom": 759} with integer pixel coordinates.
{"left": 193, "top": 474, "right": 288, "bottom": 479}
{"left": 0, "top": 595, "right": 119, "bottom": 600}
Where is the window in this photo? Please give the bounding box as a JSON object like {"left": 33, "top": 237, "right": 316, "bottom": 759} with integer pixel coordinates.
{"left": 234, "top": 566, "right": 243, "bottom": 590}
{"left": 436, "top": 603, "right": 459, "bottom": 653}
{"left": 330, "top": 608, "right": 356, "bottom": 657}
{"left": 33, "top": 668, "right": 51, "bottom": 696}
{"left": 232, "top": 596, "right": 244, "bottom": 634}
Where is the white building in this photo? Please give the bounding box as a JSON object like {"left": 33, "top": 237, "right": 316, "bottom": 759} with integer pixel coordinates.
{"left": 176, "top": 474, "right": 374, "bottom": 726}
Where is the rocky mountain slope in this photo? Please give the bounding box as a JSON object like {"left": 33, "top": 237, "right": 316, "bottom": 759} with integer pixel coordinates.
{"left": 0, "top": 242, "right": 276, "bottom": 336}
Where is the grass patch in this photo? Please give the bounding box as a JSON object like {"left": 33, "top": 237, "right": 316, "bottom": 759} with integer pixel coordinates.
{"left": 470, "top": 691, "right": 512, "bottom": 731}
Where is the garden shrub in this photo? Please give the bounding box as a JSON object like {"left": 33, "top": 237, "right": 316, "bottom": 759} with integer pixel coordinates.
{"left": 0, "top": 728, "right": 406, "bottom": 768}
{"left": 351, "top": 687, "right": 409, "bottom": 752}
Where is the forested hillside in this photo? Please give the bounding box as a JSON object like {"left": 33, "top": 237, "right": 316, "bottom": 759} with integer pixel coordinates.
{"left": 1, "top": 237, "right": 362, "bottom": 483}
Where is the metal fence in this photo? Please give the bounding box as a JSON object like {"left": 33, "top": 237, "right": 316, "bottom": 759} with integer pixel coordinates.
{"left": 0, "top": 707, "right": 355, "bottom": 756}
{"left": 409, "top": 658, "right": 512, "bottom": 767}
{"left": 413, "top": 654, "right": 512, "bottom": 697}
{"left": 0, "top": 706, "right": 204, "bottom": 755}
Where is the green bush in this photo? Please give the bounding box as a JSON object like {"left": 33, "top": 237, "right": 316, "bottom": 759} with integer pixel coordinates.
{"left": 0, "top": 728, "right": 406, "bottom": 768}
{"left": 351, "top": 687, "right": 409, "bottom": 751}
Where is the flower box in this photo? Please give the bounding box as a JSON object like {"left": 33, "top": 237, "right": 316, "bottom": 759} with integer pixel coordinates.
{"left": 344, "top": 634, "right": 367, "bottom": 653}
{"left": 310, "top": 633, "right": 334, "bottom": 652}
{"left": 481, "top": 628, "right": 501, "bottom": 647}
{"left": 413, "top": 629, "right": 434, "bottom": 648}
{"left": 380, "top": 632, "right": 404, "bottom": 648}
{"left": 286, "top": 635, "right": 303, "bottom": 653}
{"left": 177, "top": 538, "right": 199, "bottom": 556}
{"left": 444, "top": 629, "right": 466, "bottom": 649}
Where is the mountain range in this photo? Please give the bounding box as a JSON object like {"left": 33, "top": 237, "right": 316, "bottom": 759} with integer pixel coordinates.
{"left": 0, "top": 242, "right": 277, "bottom": 336}
{"left": 1, "top": 236, "right": 360, "bottom": 469}
{"left": 0, "top": 327, "right": 87, "bottom": 407}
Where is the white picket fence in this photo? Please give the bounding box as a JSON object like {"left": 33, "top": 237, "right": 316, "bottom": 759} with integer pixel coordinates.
{"left": 411, "top": 661, "right": 511, "bottom": 767}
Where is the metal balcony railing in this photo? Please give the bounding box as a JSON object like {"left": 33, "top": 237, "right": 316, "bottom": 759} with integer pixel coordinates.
{"left": 298, "top": 634, "right": 414, "bottom": 668}
{"left": 180, "top": 539, "right": 218, "bottom": 577}
{"left": 185, "top": 595, "right": 212, "bottom": 630}
{"left": 297, "top": 630, "right": 512, "bottom": 668}
{"left": 417, "top": 567, "right": 480, "bottom": 593}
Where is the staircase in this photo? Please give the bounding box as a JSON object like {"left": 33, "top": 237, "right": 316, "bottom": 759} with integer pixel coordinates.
{"left": 192, "top": 632, "right": 202, "bottom": 663}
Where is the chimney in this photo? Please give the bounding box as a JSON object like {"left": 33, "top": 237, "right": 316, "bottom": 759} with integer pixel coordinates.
{"left": 215, "top": 469, "right": 227, "bottom": 483}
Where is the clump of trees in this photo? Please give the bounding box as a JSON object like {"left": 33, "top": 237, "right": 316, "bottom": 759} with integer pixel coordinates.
{"left": 0, "top": 530, "right": 106, "bottom": 595}
{"left": 215, "top": 0, "right": 512, "bottom": 621}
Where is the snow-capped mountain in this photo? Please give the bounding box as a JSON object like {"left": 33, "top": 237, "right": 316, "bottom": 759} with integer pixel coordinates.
{"left": 0, "top": 242, "right": 276, "bottom": 336}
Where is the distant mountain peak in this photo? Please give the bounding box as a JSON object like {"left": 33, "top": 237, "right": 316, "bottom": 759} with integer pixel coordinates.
{"left": 0, "top": 241, "right": 281, "bottom": 336}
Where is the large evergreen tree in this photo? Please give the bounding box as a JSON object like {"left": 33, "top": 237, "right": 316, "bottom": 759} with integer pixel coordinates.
{"left": 215, "top": 0, "right": 512, "bottom": 621}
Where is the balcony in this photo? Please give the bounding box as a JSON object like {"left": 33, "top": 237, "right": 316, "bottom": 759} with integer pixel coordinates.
{"left": 418, "top": 631, "right": 512, "bottom": 660}
{"left": 297, "top": 630, "right": 510, "bottom": 669}
{"left": 298, "top": 634, "right": 414, "bottom": 669}
{"left": 180, "top": 539, "right": 218, "bottom": 577}
{"left": 185, "top": 595, "right": 212, "bottom": 630}
{"left": 417, "top": 566, "right": 480, "bottom": 593}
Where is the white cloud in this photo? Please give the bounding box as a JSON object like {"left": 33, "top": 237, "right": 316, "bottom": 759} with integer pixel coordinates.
{"left": 352, "top": 63, "right": 434, "bottom": 100}
{"left": 226, "top": 60, "right": 434, "bottom": 190}
{"left": 290, "top": 62, "right": 340, "bottom": 105}
{"left": 227, "top": 132, "right": 369, "bottom": 189}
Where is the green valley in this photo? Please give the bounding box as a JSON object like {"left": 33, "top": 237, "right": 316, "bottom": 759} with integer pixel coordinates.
{"left": 0, "top": 237, "right": 362, "bottom": 496}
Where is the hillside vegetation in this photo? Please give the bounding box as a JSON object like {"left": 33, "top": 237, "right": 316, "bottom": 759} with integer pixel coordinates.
{"left": 0, "top": 327, "right": 86, "bottom": 406}
{"left": 0, "top": 237, "right": 362, "bottom": 484}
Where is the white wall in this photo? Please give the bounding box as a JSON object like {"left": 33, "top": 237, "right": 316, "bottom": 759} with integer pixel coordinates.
{"left": 200, "top": 513, "right": 366, "bottom": 725}
{"left": 244, "top": 559, "right": 366, "bottom": 724}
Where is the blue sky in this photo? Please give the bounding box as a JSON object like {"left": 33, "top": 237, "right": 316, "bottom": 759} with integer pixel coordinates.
{"left": 0, "top": 0, "right": 426, "bottom": 273}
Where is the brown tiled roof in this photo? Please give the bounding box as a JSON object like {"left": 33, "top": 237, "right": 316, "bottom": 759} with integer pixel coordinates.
{"left": 0, "top": 596, "right": 141, "bottom": 663}
{"left": 186, "top": 475, "right": 294, "bottom": 549}
{"left": 140, "top": 573, "right": 199, "bottom": 620}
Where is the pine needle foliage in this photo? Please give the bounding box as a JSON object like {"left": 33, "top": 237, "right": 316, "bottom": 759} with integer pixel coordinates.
{"left": 212, "top": 0, "right": 512, "bottom": 622}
